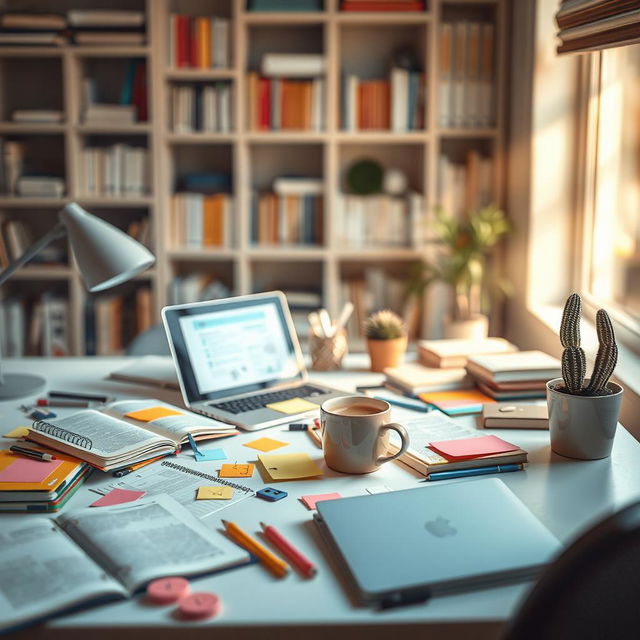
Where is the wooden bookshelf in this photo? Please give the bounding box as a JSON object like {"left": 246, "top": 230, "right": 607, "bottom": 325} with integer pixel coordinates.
{"left": 0, "top": 0, "right": 508, "bottom": 355}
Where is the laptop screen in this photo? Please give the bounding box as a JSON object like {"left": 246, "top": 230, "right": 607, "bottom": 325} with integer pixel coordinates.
{"left": 162, "top": 292, "right": 305, "bottom": 403}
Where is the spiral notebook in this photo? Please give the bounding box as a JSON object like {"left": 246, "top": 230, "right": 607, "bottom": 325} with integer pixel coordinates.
{"left": 26, "top": 400, "right": 238, "bottom": 471}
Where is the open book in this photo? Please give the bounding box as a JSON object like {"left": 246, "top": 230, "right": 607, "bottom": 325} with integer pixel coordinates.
{"left": 27, "top": 399, "right": 238, "bottom": 471}
{"left": 0, "top": 494, "right": 250, "bottom": 634}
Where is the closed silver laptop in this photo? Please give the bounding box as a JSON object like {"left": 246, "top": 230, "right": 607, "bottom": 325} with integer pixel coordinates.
{"left": 314, "top": 478, "right": 560, "bottom": 607}
{"left": 162, "top": 291, "right": 346, "bottom": 431}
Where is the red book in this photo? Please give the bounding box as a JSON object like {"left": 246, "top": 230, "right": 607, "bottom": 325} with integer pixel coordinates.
{"left": 341, "top": 2, "right": 425, "bottom": 11}
{"left": 189, "top": 17, "right": 198, "bottom": 68}
{"left": 259, "top": 78, "right": 271, "bottom": 130}
{"left": 176, "top": 15, "right": 190, "bottom": 68}
{"left": 132, "top": 61, "right": 147, "bottom": 122}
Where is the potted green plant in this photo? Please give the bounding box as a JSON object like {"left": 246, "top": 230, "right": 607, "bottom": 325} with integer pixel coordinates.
{"left": 364, "top": 310, "right": 407, "bottom": 373}
{"left": 547, "top": 293, "right": 623, "bottom": 460}
{"left": 409, "top": 205, "right": 510, "bottom": 339}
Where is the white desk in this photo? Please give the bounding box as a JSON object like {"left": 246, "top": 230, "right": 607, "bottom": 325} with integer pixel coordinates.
{"left": 4, "top": 356, "right": 640, "bottom": 640}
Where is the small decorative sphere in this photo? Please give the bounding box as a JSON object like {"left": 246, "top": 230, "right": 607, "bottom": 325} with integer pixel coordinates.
{"left": 383, "top": 168, "right": 408, "bottom": 195}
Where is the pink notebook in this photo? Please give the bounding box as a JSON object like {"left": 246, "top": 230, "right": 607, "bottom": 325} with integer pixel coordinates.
{"left": 428, "top": 435, "right": 519, "bottom": 460}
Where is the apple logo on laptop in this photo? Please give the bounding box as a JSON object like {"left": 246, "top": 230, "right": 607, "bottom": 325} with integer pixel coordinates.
{"left": 425, "top": 516, "right": 457, "bottom": 538}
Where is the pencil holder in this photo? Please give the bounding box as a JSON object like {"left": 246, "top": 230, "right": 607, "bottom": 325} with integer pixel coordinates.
{"left": 309, "top": 329, "right": 348, "bottom": 371}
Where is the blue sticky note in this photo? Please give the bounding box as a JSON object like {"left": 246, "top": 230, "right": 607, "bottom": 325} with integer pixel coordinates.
{"left": 194, "top": 448, "right": 227, "bottom": 462}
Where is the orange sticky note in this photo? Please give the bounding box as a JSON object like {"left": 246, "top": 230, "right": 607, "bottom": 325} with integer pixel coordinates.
{"left": 428, "top": 435, "right": 519, "bottom": 460}
{"left": 125, "top": 406, "right": 183, "bottom": 422}
{"left": 243, "top": 437, "right": 288, "bottom": 453}
{"left": 219, "top": 463, "right": 254, "bottom": 478}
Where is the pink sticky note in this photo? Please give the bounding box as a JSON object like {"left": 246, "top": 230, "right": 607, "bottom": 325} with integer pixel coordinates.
{"left": 301, "top": 492, "right": 342, "bottom": 510}
{"left": 0, "top": 457, "right": 62, "bottom": 483}
{"left": 90, "top": 488, "right": 146, "bottom": 508}
{"left": 429, "top": 435, "right": 519, "bottom": 460}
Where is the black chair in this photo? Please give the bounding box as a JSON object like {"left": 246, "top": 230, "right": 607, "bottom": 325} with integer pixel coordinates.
{"left": 503, "top": 500, "right": 640, "bottom": 640}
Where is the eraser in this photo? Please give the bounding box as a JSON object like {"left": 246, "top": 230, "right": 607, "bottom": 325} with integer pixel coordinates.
{"left": 256, "top": 487, "right": 288, "bottom": 502}
{"left": 146, "top": 577, "right": 190, "bottom": 604}
{"left": 178, "top": 592, "right": 220, "bottom": 620}
{"left": 29, "top": 409, "right": 56, "bottom": 420}
{"left": 288, "top": 423, "right": 308, "bottom": 431}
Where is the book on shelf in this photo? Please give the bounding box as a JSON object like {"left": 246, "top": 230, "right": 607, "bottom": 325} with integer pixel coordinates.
{"left": 80, "top": 144, "right": 148, "bottom": 197}
{"left": 248, "top": 72, "right": 325, "bottom": 131}
{"left": 0, "top": 139, "right": 25, "bottom": 195}
{"left": 0, "top": 32, "right": 65, "bottom": 45}
{"left": 17, "top": 176, "right": 65, "bottom": 198}
{"left": 418, "top": 337, "right": 518, "bottom": 368}
{"left": 384, "top": 362, "right": 471, "bottom": 396}
{"left": 69, "top": 10, "right": 146, "bottom": 46}
{"left": 0, "top": 495, "right": 250, "bottom": 634}
{"left": 0, "top": 13, "right": 67, "bottom": 30}
{"left": 27, "top": 399, "right": 239, "bottom": 471}
{"left": 74, "top": 32, "right": 146, "bottom": 46}
{"left": 171, "top": 192, "right": 232, "bottom": 249}
{"left": 67, "top": 10, "right": 145, "bottom": 28}
{"left": 168, "top": 14, "right": 230, "bottom": 69}
{"left": 476, "top": 380, "right": 549, "bottom": 401}
{"left": 466, "top": 350, "right": 562, "bottom": 384}
{"left": 11, "top": 109, "right": 63, "bottom": 123}
{"left": 83, "top": 103, "right": 137, "bottom": 125}
{"left": 248, "top": 0, "right": 322, "bottom": 10}
{"left": 170, "top": 275, "right": 231, "bottom": 306}
{"left": 282, "top": 289, "right": 323, "bottom": 343}
{"left": 341, "top": 1, "right": 426, "bottom": 11}
{"left": 439, "top": 20, "right": 495, "bottom": 129}
{"left": 1, "top": 219, "right": 65, "bottom": 264}
{"left": 273, "top": 177, "right": 323, "bottom": 196}
{"left": 171, "top": 82, "right": 232, "bottom": 133}
{"left": 126, "top": 217, "right": 152, "bottom": 250}
{"left": 261, "top": 54, "right": 326, "bottom": 78}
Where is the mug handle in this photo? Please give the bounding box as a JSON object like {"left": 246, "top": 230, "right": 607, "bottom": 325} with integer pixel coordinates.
{"left": 376, "top": 423, "right": 410, "bottom": 466}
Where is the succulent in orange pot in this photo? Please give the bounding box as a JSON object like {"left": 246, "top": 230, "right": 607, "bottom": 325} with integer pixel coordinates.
{"left": 364, "top": 310, "right": 407, "bottom": 373}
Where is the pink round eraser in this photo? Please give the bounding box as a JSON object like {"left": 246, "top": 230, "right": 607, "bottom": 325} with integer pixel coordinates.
{"left": 177, "top": 592, "right": 221, "bottom": 620}
{"left": 146, "top": 577, "right": 190, "bottom": 604}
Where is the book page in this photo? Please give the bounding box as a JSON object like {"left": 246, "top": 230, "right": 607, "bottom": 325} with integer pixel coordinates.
{"left": 57, "top": 494, "right": 251, "bottom": 593}
{"left": 0, "top": 519, "right": 125, "bottom": 633}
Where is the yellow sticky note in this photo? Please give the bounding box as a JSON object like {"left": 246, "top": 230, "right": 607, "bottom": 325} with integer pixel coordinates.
{"left": 125, "top": 406, "right": 183, "bottom": 422}
{"left": 258, "top": 452, "right": 323, "bottom": 481}
{"left": 219, "top": 463, "right": 255, "bottom": 478}
{"left": 265, "top": 397, "right": 319, "bottom": 415}
{"left": 243, "top": 437, "right": 288, "bottom": 453}
{"left": 197, "top": 485, "right": 234, "bottom": 500}
{"left": 3, "top": 426, "right": 30, "bottom": 439}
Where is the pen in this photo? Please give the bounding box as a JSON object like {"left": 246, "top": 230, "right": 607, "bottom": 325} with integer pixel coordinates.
{"left": 371, "top": 395, "right": 431, "bottom": 413}
{"left": 307, "top": 422, "right": 322, "bottom": 448}
{"left": 425, "top": 464, "right": 524, "bottom": 482}
{"left": 221, "top": 520, "right": 289, "bottom": 578}
{"left": 10, "top": 445, "right": 56, "bottom": 462}
{"left": 113, "top": 455, "right": 167, "bottom": 477}
{"left": 260, "top": 522, "right": 317, "bottom": 578}
{"left": 37, "top": 398, "right": 91, "bottom": 408}
{"left": 48, "top": 391, "right": 109, "bottom": 403}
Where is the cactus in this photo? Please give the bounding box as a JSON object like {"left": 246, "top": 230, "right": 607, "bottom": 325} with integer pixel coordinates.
{"left": 560, "top": 293, "right": 586, "bottom": 394}
{"left": 586, "top": 309, "right": 618, "bottom": 394}
{"left": 364, "top": 310, "right": 406, "bottom": 340}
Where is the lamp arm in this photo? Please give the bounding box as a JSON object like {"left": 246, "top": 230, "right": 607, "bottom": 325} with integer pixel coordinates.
{"left": 0, "top": 222, "right": 66, "bottom": 287}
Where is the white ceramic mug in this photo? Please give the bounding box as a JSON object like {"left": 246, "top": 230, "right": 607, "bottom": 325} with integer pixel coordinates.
{"left": 321, "top": 396, "right": 410, "bottom": 474}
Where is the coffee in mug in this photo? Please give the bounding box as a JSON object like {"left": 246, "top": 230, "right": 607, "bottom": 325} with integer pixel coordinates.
{"left": 330, "top": 403, "right": 381, "bottom": 417}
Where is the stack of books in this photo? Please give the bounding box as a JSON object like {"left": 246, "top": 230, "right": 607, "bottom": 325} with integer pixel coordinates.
{"left": 169, "top": 275, "right": 230, "bottom": 306}
{"left": 168, "top": 15, "right": 230, "bottom": 69}
{"left": 341, "top": 1, "right": 425, "bottom": 11}
{"left": 384, "top": 362, "right": 471, "bottom": 397}
{"left": 68, "top": 10, "right": 146, "bottom": 46}
{"left": 17, "top": 176, "right": 65, "bottom": 198}
{"left": 466, "top": 350, "right": 562, "bottom": 400}
{"left": 80, "top": 144, "right": 149, "bottom": 197}
{"left": 170, "top": 192, "right": 232, "bottom": 248}
{"left": 438, "top": 150, "right": 494, "bottom": 217}
{"left": 12, "top": 109, "right": 63, "bottom": 124}
{"left": 0, "top": 13, "right": 66, "bottom": 46}
{"left": 171, "top": 82, "right": 232, "bottom": 133}
{"left": 439, "top": 21, "right": 495, "bottom": 129}
{"left": 419, "top": 337, "right": 518, "bottom": 368}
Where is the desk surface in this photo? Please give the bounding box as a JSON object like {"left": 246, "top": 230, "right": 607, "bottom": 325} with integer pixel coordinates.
{"left": 4, "top": 356, "right": 640, "bottom": 640}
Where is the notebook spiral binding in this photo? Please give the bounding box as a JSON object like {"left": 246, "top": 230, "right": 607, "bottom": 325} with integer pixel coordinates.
{"left": 162, "top": 460, "right": 254, "bottom": 494}
{"left": 31, "top": 420, "right": 93, "bottom": 450}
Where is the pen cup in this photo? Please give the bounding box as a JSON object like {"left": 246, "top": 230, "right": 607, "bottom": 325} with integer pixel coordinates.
{"left": 309, "top": 329, "right": 348, "bottom": 372}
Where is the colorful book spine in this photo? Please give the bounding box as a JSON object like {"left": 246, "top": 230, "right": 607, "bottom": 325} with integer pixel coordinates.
{"left": 169, "top": 15, "right": 230, "bottom": 69}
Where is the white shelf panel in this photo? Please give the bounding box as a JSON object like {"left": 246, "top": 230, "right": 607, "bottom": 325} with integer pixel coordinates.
{"left": 336, "top": 12, "right": 430, "bottom": 24}
{"left": 241, "top": 12, "right": 329, "bottom": 24}
{"left": 167, "top": 133, "right": 237, "bottom": 144}
{"left": 0, "top": 197, "right": 67, "bottom": 208}
{"left": 75, "top": 123, "right": 151, "bottom": 135}
{"left": 248, "top": 247, "right": 327, "bottom": 260}
{"left": 165, "top": 68, "right": 237, "bottom": 81}
{"left": 337, "top": 131, "right": 429, "bottom": 144}
{"left": 0, "top": 122, "right": 66, "bottom": 134}
{"left": 167, "top": 248, "right": 237, "bottom": 260}
{"left": 0, "top": 47, "right": 63, "bottom": 57}
{"left": 244, "top": 132, "right": 326, "bottom": 143}
{"left": 10, "top": 266, "right": 73, "bottom": 280}
{"left": 335, "top": 248, "right": 424, "bottom": 260}
{"left": 76, "top": 197, "right": 154, "bottom": 208}
{"left": 70, "top": 46, "right": 150, "bottom": 57}
{"left": 438, "top": 128, "right": 499, "bottom": 138}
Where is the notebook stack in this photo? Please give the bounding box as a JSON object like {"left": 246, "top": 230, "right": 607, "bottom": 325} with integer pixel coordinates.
{"left": 466, "top": 350, "right": 562, "bottom": 400}
{"left": 383, "top": 361, "right": 471, "bottom": 397}
{"left": 68, "top": 10, "right": 146, "bottom": 46}
{"left": 0, "top": 13, "right": 67, "bottom": 46}
{"left": 418, "top": 337, "right": 518, "bottom": 368}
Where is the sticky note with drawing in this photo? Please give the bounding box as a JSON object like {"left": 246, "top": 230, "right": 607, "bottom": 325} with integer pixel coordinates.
{"left": 257, "top": 452, "right": 323, "bottom": 481}
{"left": 219, "top": 463, "right": 255, "bottom": 478}
{"left": 197, "top": 486, "right": 234, "bottom": 500}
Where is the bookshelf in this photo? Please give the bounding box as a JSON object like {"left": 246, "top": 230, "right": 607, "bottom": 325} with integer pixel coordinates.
{"left": 0, "top": 0, "right": 507, "bottom": 355}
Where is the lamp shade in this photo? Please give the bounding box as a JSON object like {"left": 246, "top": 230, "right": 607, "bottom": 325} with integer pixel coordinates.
{"left": 59, "top": 203, "right": 155, "bottom": 292}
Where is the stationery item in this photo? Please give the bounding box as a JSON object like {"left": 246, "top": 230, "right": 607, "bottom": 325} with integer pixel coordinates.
{"left": 418, "top": 337, "right": 518, "bottom": 369}
{"left": 90, "top": 488, "right": 146, "bottom": 507}
{"left": 195, "top": 448, "right": 227, "bottom": 462}
{"left": 334, "top": 302, "right": 354, "bottom": 335}
{"left": 36, "top": 398, "right": 91, "bottom": 408}
{"left": 219, "top": 463, "right": 254, "bottom": 478}
{"left": 8, "top": 445, "right": 56, "bottom": 462}
{"left": 309, "top": 329, "right": 348, "bottom": 372}
{"left": 177, "top": 592, "right": 221, "bottom": 620}
{"left": 301, "top": 492, "right": 341, "bottom": 510}
{"left": 314, "top": 478, "right": 560, "bottom": 607}
{"left": 384, "top": 362, "right": 471, "bottom": 396}
{"left": 366, "top": 486, "right": 392, "bottom": 494}
{"left": 3, "top": 426, "right": 30, "bottom": 438}
{"left": 221, "top": 519, "right": 289, "bottom": 578}
{"left": 318, "top": 308, "right": 333, "bottom": 337}
{"left": 307, "top": 424, "right": 323, "bottom": 448}
{"left": 146, "top": 577, "right": 190, "bottom": 605}
{"left": 49, "top": 391, "right": 110, "bottom": 403}
{"left": 29, "top": 409, "right": 56, "bottom": 421}
{"left": 476, "top": 380, "right": 548, "bottom": 401}
{"left": 266, "top": 397, "right": 320, "bottom": 415}
{"left": 108, "top": 355, "right": 180, "bottom": 390}
{"left": 197, "top": 485, "right": 234, "bottom": 500}
{"left": 258, "top": 452, "right": 323, "bottom": 481}
{"left": 428, "top": 434, "right": 520, "bottom": 460}
{"left": 418, "top": 389, "right": 495, "bottom": 415}
{"left": 113, "top": 454, "right": 168, "bottom": 477}
{"left": 364, "top": 389, "right": 430, "bottom": 412}
{"left": 482, "top": 404, "right": 549, "bottom": 429}
{"left": 426, "top": 463, "right": 524, "bottom": 482}
{"left": 0, "top": 495, "right": 251, "bottom": 633}
{"left": 260, "top": 522, "right": 318, "bottom": 578}
{"left": 256, "top": 487, "right": 288, "bottom": 502}
{"left": 26, "top": 399, "right": 238, "bottom": 471}
{"left": 243, "top": 437, "right": 288, "bottom": 452}
{"left": 320, "top": 396, "right": 409, "bottom": 474}
{"left": 0, "top": 456, "right": 62, "bottom": 483}
{"left": 466, "top": 350, "right": 562, "bottom": 384}
{"left": 289, "top": 423, "right": 309, "bottom": 430}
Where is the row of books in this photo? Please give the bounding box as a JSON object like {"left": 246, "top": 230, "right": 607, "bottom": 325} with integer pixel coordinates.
{"left": 248, "top": 74, "right": 325, "bottom": 131}
{"left": 341, "top": 69, "right": 425, "bottom": 131}
{"left": 169, "top": 274, "right": 231, "bottom": 306}
{"left": 439, "top": 21, "right": 495, "bottom": 129}
{"left": 0, "top": 219, "right": 65, "bottom": 270}
{"left": 171, "top": 83, "right": 232, "bottom": 133}
{"left": 168, "top": 15, "right": 230, "bottom": 69}
{"left": 438, "top": 150, "right": 493, "bottom": 218}
{"left": 170, "top": 193, "right": 233, "bottom": 249}
{"left": 338, "top": 192, "right": 425, "bottom": 248}
{"left": 80, "top": 145, "right": 149, "bottom": 198}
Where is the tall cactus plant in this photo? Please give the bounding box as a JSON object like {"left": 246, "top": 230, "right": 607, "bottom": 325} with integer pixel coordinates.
{"left": 559, "top": 293, "right": 618, "bottom": 396}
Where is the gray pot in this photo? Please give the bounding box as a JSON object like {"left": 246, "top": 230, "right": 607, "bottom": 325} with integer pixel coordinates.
{"left": 546, "top": 378, "right": 624, "bottom": 460}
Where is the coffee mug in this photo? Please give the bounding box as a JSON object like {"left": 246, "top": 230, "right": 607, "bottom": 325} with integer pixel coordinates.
{"left": 320, "top": 396, "right": 410, "bottom": 474}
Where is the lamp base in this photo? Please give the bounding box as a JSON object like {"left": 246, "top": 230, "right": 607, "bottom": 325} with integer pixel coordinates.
{"left": 0, "top": 373, "right": 46, "bottom": 400}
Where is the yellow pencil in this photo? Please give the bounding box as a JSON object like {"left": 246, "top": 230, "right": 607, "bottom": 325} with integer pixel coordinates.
{"left": 307, "top": 425, "right": 322, "bottom": 449}
{"left": 221, "top": 519, "right": 289, "bottom": 578}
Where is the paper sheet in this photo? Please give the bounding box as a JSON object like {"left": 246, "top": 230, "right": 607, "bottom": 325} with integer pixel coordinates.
{"left": 258, "top": 452, "right": 323, "bottom": 481}
{"left": 0, "top": 457, "right": 62, "bottom": 483}
{"left": 219, "top": 463, "right": 254, "bottom": 478}
{"left": 2, "top": 426, "right": 30, "bottom": 439}
{"left": 301, "top": 492, "right": 341, "bottom": 510}
{"left": 429, "top": 435, "right": 519, "bottom": 460}
{"left": 243, "top": 437, "right": 288, "bottom": 452}
{"left": 125, "top": 406, "right": 183, "bottom": 422}
{"left": 197, "top": 486, "right": 234, "bottom": 500}
{"left": 90, "top": 488, "right": 146, "bottom": 508}
{"left": 265, "top": 398, "right": 319, "bottom": 414}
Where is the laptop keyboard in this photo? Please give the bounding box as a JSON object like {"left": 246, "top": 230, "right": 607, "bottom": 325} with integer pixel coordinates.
{"left": 210, "top": 385, "right": 328, "bottom": 415}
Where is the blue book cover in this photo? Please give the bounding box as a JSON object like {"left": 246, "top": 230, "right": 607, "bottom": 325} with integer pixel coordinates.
{"left": 120, "top": 60, "right": 137, "bottom": 105}
{"left": 407, "top": 71, "right": 419, "bottom": 131}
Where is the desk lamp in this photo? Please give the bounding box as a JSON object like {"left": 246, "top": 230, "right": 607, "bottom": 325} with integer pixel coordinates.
{"left": 0, "top": 202, "right": 155, "bottom": 399}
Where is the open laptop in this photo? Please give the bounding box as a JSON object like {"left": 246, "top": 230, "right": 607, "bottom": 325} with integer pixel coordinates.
{"left": 162, "top": 291, "right": 346, "bottom": 431}
{"left": 314, "top": 477, "right": 560, "bottom": 608}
